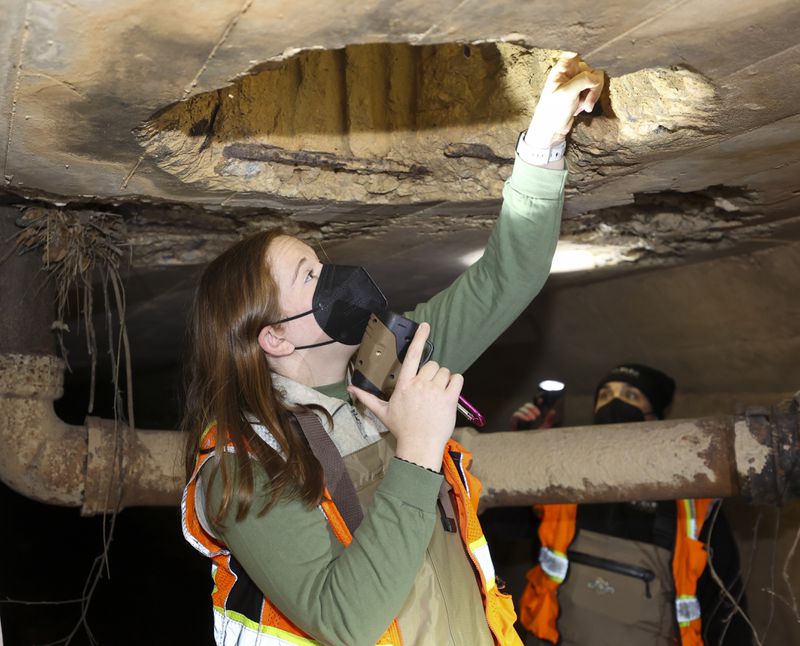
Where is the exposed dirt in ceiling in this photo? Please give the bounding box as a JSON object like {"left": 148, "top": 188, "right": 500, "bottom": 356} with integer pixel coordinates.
{"left": 137, "top": 43, "right": 721, "bottom": 205}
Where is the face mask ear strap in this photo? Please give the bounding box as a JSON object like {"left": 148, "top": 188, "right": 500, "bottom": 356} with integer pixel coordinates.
{"left": 266, "top": 308, "right": 315, "bottom": 326}
{"left": 294, "top": 339, "right": 336, "bottom": 350}
{"left": 266, "top": 308, "right": 334, "bottom": 350}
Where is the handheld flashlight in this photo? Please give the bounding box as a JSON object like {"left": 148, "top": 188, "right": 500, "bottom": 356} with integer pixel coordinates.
{"left": 516, "top": 379, "right": 565, "bottom": 430}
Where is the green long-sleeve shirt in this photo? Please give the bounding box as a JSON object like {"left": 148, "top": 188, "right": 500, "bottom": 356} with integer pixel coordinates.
{"left": 205, "top": 157, "right": 567, "bottom": 645}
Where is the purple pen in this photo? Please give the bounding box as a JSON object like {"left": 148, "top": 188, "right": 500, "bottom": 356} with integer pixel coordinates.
{"left": 457, "top": 395, "right": 485, "bottom": 427}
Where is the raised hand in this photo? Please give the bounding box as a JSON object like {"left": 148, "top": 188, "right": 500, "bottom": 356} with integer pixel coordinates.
{"left": 348, "top": 323, "right": 463, "bottom": 471}
{"left": 525, "top": 52, "right": 605, "bottom": 149}
{"left": 510, "top": 402, "right": 543, "bottom": 431}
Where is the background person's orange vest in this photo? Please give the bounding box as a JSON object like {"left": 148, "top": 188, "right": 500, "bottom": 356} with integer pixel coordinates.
{"left": 519, "top": 499, "right": 715, "bottom": 646}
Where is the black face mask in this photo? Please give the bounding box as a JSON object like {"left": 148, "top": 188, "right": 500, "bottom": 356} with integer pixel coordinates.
{"left": 267, "top": 264, "right": 388, "bottom": 349}
{"left": 593, "top": 398, "right": 647, "bottom": 425}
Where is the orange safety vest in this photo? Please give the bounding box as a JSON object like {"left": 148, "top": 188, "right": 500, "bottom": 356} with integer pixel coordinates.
{"left": 519, "top": 499, "right": 716, "bottom": 646}
{"left": 182, "top": 424, "right": 522, "bottom": 646}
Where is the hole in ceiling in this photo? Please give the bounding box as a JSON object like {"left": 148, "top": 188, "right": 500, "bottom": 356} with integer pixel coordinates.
{"left": 139, "top": 40, "right": 549, "bottom": 203}
{"left": 138, "top": 42, "right": 717, "bottom": 206}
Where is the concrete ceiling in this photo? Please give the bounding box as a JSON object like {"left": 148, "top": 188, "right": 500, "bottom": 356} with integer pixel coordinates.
{"left": 1, "top": 0, "right": 799, "bottom": 408}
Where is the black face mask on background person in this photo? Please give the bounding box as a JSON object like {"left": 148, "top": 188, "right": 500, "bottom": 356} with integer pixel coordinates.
{"left": 266, "top": 264, "right": 388, "bottom": 349}
{"left": 593, "top": 398, "right": 646, "bottom": 425}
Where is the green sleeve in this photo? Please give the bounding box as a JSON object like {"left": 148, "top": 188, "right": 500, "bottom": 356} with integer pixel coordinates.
{"left": 406, "top": 157, "right": 567, "bottom": 373}
{"left": 205, "top": 456, "right": 443, "bottom": 646}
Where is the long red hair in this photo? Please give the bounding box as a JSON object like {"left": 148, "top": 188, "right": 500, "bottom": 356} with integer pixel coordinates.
{"left": 182, "top": 230, "right": 325, "bottom": 527}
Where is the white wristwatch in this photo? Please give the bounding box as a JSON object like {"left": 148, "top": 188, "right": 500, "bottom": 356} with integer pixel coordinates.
{"left": 515, "top": 130, "right": 566, "bottom": 165}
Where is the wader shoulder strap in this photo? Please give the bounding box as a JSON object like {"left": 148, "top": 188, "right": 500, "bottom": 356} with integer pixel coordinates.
{"left": 292, "top": 410, "right": 364, "bottom": 533}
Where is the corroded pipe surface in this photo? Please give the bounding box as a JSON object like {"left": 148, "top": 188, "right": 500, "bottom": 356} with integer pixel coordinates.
{"left": 735, "top": 396, "right": 800, "bottom": 505}
{"left": 83, "top": 417, "right": 185, "bottom": 514}
{"left": 0, "top": 351, "right": 186, "bottom": 513}
{"left": 0, "top": 353, "right": 86, "bottom": 507}
{"left": 1, "top": 349, "right": 797, "bottom": 513}
{"left": 456, "top": 417, "right": 740, "bottom": 510}
{"left": 1, "top": 341, "right": 797, "bottom": 513}
{"left": 457, "top": 393, "right": 799, "bottom": 509}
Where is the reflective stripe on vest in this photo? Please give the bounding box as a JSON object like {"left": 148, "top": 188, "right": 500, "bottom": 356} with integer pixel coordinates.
{"left": 518, "top": 504, "right": 577, "bottom": 643}
{"left": 213, "top": 607, "right": 401, "bottom": 646}
{"left": 538, "top": 546, "right": 569, "bottom": 583}
{"left": 675, "top": 499, "right": 703, "bottom": 628}
{"left": 470, "top": 535, "right": 497, "bottom": 591}
{"left": 445, "top": 446, "right": 494, "bottom": 594}
{"left": 676, "top": 595, "right": 702, "bottom": 625}
{"left": 214, "top": 609, "right": 321, "bottom": 645}
{"left": 683, "top": 499, "right": 699, "bottom": 540}
{"left": 443, "top": 441, "right": 523, "bottom": 645}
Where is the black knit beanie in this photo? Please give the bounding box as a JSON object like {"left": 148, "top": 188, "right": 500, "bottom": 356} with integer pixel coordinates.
{"left": 594, "top": 364, "right": 676, "bottom": 419}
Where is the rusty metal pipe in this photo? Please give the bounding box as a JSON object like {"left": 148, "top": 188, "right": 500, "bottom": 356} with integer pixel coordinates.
{"left": 455, "top": 393, "right": 800, "bottom": 510}
{"left": 0, "top": 353, "right": 86, "bottom": 507}
{"left": 83, "top": 416, "right": 184, "bottom": 513}
{"left": 0, "top": 207, "right": 184, "bottom": 514}
{"left": 1, "top": 346, "right": 798, "bottom": 513}
{"left": 0, "top": 352, "right": 185, "bottom": 512}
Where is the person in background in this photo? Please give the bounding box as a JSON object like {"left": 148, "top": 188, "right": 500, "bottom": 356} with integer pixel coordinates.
{"left": 517, "top": 364, "right": 751, "bottom": 646}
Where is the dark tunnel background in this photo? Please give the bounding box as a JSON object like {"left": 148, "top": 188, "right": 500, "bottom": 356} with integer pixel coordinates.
{"left": 0, "top": 357, "right": 216, "bottom": 646}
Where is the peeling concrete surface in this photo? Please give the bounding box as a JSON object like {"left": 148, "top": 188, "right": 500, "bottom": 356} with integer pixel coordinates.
{"left": 0, "top": 0, "right": 795, "bottom": 391}
{"left": 561, "top": 184, "right": 767, "bottom": 263}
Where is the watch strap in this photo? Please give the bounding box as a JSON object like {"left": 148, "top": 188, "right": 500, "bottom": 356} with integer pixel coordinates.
{"left": 516, "top": 130, "right": 566, "bottom": 165}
